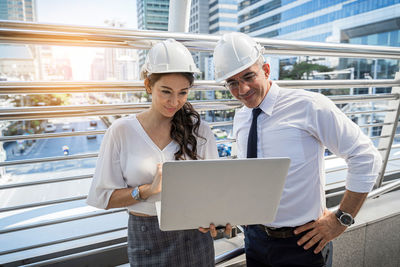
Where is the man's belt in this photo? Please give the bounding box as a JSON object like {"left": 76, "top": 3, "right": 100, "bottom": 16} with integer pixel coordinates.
{"left": 257, "top": 224, "right": 296, "bottom": 238}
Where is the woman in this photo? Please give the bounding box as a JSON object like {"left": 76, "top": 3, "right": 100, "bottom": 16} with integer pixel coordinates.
{"left": 87, "top": 39, "right": 220, "bottom": 266}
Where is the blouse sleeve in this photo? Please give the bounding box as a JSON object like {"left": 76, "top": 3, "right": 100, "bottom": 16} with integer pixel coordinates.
{"left": 86, "top": 127, "right": 126, "bottom": 209}
{"left": 197, "top": 120, "right": 219, "bottom": 160}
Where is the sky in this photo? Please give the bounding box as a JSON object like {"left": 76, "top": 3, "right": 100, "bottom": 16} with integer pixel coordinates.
{"left": 35, "top": 0, "right": 138, "bottom": 80}
{"left": 36, "top": 0, "right": 137, "bottom": 28}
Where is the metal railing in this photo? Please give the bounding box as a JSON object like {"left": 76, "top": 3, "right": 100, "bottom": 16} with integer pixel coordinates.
{"left": 1, "top": 21, "right": 400, "bottom": 266}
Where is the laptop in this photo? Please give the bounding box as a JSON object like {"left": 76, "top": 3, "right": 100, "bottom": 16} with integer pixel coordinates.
{"left": 155, "top": 158, "right": 290, "bottom": 231}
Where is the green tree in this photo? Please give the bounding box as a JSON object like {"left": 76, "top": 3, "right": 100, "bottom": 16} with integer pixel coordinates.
{"left": 280, "top": 62, "right": 333, "bottom": 80}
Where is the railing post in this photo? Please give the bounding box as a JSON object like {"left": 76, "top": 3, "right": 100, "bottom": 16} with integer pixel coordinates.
{"left": 375, "top": 71, "right": 400, "bottom": 188}
{"left": 168, "top": 0, "right": 191, "bottom": 32}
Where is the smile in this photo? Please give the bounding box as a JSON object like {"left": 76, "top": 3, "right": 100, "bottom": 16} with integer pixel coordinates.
{"left": 240, "top": 90, "right": 255, "bottom": 100}
{"left": 165, "top": 107, "right": 176, "bottom": 112}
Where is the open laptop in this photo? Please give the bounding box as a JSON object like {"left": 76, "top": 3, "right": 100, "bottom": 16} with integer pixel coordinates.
{"left": 155, "top": 158, "right": 290, "bottom": 231}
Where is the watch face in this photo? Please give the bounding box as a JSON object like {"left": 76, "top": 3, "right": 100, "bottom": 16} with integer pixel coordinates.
{"left": 341, "top": 214, "right": 353, "bottom": 225}
{"left": 132, "top": 188, "right": 139, "bottom": 199}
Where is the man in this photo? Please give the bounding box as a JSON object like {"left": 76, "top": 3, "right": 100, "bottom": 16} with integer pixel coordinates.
{"left": 213, "top": 32, "right": 382, "bottom": 266}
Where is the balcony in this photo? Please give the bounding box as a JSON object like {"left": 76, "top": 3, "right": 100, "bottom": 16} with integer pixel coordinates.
{"left": 0, "top": 21, "right": 400, "bottom": 266}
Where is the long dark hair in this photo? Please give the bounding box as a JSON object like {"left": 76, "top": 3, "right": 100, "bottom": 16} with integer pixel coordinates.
{"left": 146, "top": 72, "right": 202, "bottom": 160}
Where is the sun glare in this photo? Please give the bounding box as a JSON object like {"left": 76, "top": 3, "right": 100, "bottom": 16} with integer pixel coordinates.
{"left": 52, "top": 46, "right": 100, "bottom": 80}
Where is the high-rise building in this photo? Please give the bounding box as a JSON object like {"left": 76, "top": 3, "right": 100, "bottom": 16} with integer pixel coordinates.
{"left": 202, "top": 0, "right": 238, "bottom": 80}
{"left": 136, "top": 0, "right": 239, "bottom": 80}
{"left": 190, "top": 0, "right": 209, "bottom": 34}
{"left": 0, "top": 0, "right": 35, "bottom": 21}
{"left": 0, "top": 0, "right": 37, "bottom": 80}
{"left": 137, "top": 0, "right": 170, "bottom": 31}
{"left": 209, "top": 0, "right": 238, "bottom": 34}
{"left": 237, "top": 0, "right": 400, "bottom": 81}
{"left": 0, "top": 0, "right": 37, "bottom": 168}
{"left": 137, "top": 0, "right": 170, "bottom": 67}
{"left": 189, "top": 0, "right": 211, "bottom": 80}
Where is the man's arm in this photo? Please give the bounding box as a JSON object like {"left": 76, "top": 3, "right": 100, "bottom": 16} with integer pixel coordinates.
{"left": 294, "top": 93, "right": 381, "bottom": 254}
{"left": 294, "top": 190, "right": 367, "bottom": 254}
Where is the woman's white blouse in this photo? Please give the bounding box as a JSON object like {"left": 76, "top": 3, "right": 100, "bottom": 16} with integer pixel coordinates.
{"left": 86, "top": 115, "right": 219, "bottom": 215}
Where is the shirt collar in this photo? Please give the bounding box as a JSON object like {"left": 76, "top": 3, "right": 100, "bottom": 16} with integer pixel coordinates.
{"left": 243, "top": 81, "right": 280, "bottom": 120}
{"left": 259, "top": 81, "right": 280, "bottom": 116}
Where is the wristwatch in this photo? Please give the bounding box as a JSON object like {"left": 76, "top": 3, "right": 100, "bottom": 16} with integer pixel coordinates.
{"left": 131, "top": 186, "right": 144, "bottom": 201}
{"left": 335, "top": 209, "right": 355, "bottom": 227}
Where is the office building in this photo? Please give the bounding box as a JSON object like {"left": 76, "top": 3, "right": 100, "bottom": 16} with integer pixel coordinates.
{"left": 189, "top": 0, "right": 211, "bottom": 80}
{"left": 137, "top": 0, "right": 170, "bottom": 67}
{"left": 237, "top": 0, "right": 400, "bottom": 81}
{"left": 204, "top": 0, "right": 238, "bottom": 80}
{"left": 0, "top": 0, "right": 35, "bottom": 21}
{"left": 209, "top": 0, "right": 238, "bottom": 34}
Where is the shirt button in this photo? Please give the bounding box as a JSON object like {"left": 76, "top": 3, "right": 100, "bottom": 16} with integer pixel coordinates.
{"left": 141, "top": 226, "right": 147, "bottom": 232}
{"left": 144, "top": 249, "right": 151, "bottom": 255}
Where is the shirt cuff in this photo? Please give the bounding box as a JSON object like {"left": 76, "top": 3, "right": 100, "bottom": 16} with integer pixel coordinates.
{"left": 345, "top": 172, "right": 378, "bottom": 193}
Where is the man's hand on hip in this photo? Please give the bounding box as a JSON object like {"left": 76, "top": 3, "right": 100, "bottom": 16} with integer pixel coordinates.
{"left": 294, "top": 208, "right": 346, "bottom": 254}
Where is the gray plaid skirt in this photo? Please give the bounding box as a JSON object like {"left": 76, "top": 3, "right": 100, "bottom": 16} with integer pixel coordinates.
{"left": 127, "top": 214, "right": 215, "bottom": 267}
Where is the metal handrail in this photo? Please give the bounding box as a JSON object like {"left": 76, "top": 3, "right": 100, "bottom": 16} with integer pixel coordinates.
{"left": 0, "top": 227, "right": 127, "bottom": 256}
{"left": 0, "top": 100, "right": 241, "bottom": 120}
{"left": 359, "top": 122, "right": 393, "bottom": 128}
{"left": 21, "top": 242, "right": 128, "bottom": 267}
{"left": 329, "top": 93, "right": 398, "bottom": 104}
{"left": 0, "top": 130, "right": 106, "bottom": 142}
{"left": 1, "top": 153, "right": 398, "bottom": 213}
{"left": 1, "top": 21, "right": 400, "bottom": 59}
{"left": 328, "top": 179, "right": 400, "bottom": 211}
{"left": 3, "top": 150, "right": 399, "bottom": 191}
{"left": 0, "top": 124, "right": 390, "bottom": 167}
{"left": 0, "top": 112, "right": 394, "bottom": 143}
{"left": 0, "top": 174, "right": 92, "bottom": 190}
{"left": 0, "top": 79, "right": 399, "bottom": 94}
{"left": 344, "top": 109, "right": 396, "bottom": 116}
{"left": 0, "top": 153, "right": 98, "bottom": 167}
{"left": 0, "top": 94, "right": 396, "bottom": 121}
{"left": 0, "top": 208, "right": 126, "bottom": 235}
{"left": 209, "top": 121, "right": 233, "bottom": 127}
{"left": 0, "top": 195, "right": 87, "bottom": 213}
{"left": 215, "top": 246, "right": 246, "bottom": 265}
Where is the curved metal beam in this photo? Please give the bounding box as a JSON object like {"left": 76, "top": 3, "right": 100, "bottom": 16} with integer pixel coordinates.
{"left": 1, "top": 21, "right": 400, "bottom": 59}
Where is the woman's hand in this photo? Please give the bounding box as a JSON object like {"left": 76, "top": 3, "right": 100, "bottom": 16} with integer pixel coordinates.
{"left": 199, "top": 223, "right": 232, "bottom": 238}
{"left": 138, "top": 163, "right": 163, "bottom": 200}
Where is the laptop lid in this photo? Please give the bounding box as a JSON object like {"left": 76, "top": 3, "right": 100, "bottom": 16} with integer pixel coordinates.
{"left": 156, "top": 158, "right": 290, "bottom": 231}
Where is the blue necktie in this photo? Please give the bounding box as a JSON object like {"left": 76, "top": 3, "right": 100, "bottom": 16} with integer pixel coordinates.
{"left": 247, "top": 108, "right": 262, "bottom": 158}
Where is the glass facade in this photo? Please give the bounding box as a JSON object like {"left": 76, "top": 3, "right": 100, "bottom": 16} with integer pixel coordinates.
{"left": 137, "top": 0, "right": 169, "bottom": 31}
{"left": 238, "top": 0, "right": 400, "bottom": 97}
{"left": 341, "top": 29, "right": 400, "bottom": 93}
{"left": 209, "top": 0, "right": 238, "bottom": 34}
{"left": 239, "top": 0, "right": 400, "bottom": 37}
{"left": 0, "top": 0, "right": 35, "bottom": 21}
{"left": 349, "top": 29, "right": 400, "bottom": 47}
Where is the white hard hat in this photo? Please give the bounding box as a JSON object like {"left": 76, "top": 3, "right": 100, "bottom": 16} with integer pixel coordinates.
{"left": 213, "top": 32, "right": 264, "bottom": 82}
{"left": 141, "top": 38, "right": 200, "bottom": 79}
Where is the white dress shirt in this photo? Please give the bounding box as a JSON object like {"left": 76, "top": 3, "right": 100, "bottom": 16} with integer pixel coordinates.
{"left": 87, "top": 115, "right": 218, "bottom": 216}
{"left": 233, "top": 82, "right": 382, "bottom": 227}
